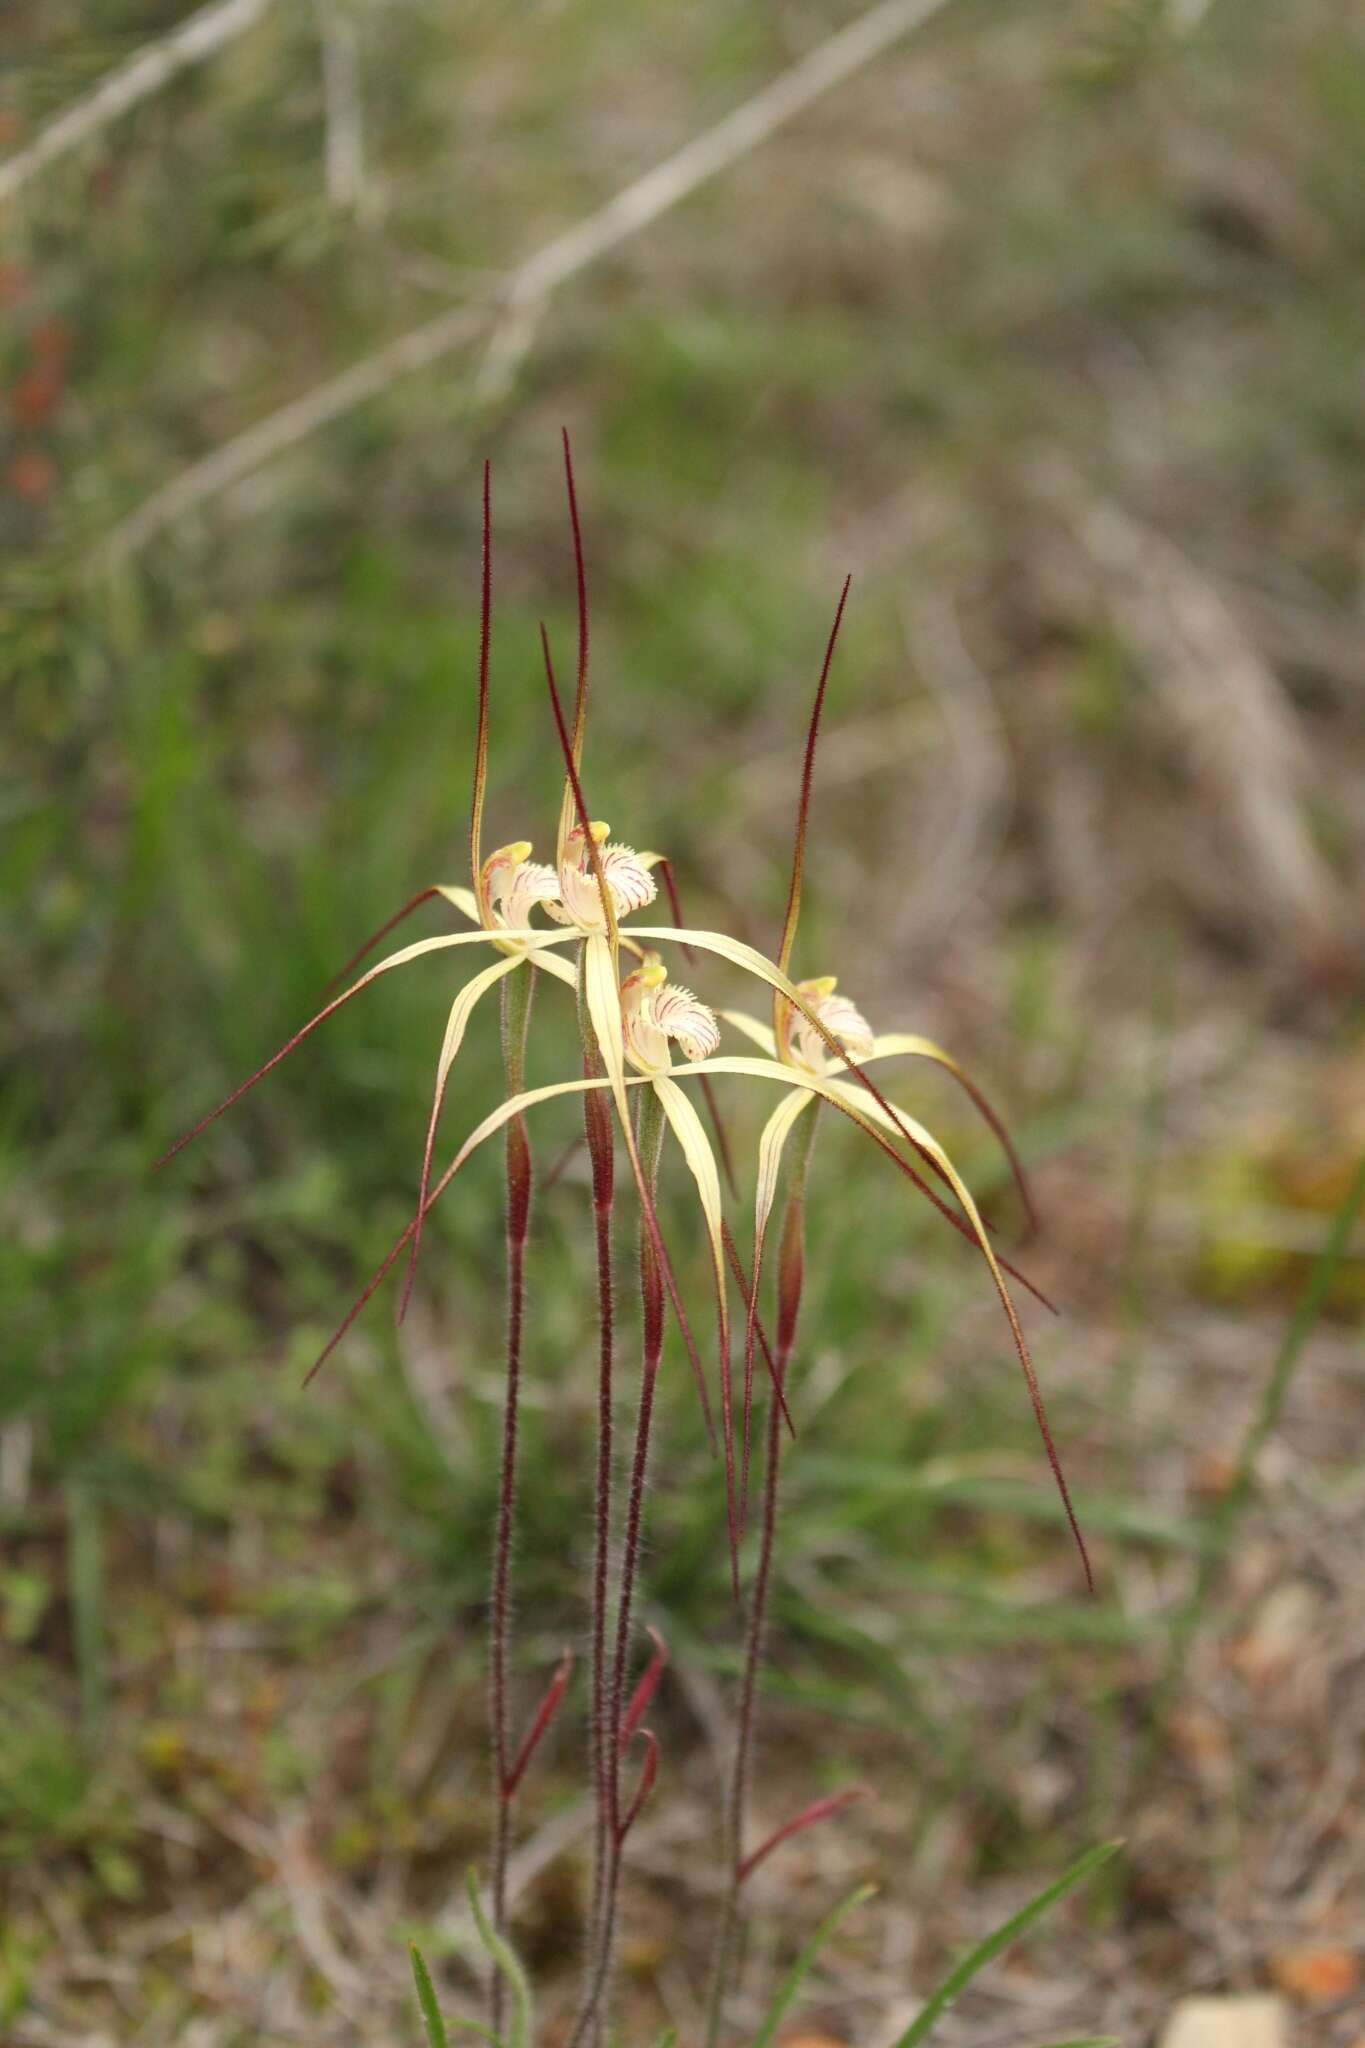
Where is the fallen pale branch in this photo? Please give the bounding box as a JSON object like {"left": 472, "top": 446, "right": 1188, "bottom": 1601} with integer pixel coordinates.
{"left": 899, "top": 589, "right": 1012, "bottom": 948}
{"left": 105, "top": 0, "right": 959, "bottom": 561}
{"left": 0, "top": 0, "right": 276, "bottom": 206}
{"left": 1032, "top": 459, "right": 1345, "bottom": 946}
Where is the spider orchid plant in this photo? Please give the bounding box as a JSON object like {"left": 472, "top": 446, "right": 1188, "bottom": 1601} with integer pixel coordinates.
{"left": 159, "top": 445, "right": 1089, "bottom": 2047}
{"left": 385, "top": 575, "right": 1091, "bottom": 2043}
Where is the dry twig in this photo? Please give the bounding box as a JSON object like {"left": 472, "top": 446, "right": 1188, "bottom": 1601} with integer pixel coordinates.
{"left": 316, "top": 0, "right": 366, "bottom": 218}
{"left": 0, "top": 0, "right": 276, "bottom": 206}
{"left": 1033, "top": 461, "right": 1345, "bottom": 947}
{"left": 105, "top": 0, "right": 960, "bottom": 560}
{"left": 899, "top": 591, "right": 1012, "bottom": 949}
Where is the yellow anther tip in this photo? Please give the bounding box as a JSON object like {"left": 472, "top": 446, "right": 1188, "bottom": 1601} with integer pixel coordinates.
{"left": 485, "top": 840, "right": 532, "bottom": 869}
{"left": 588, "top": 819, "right": 611, "bottom": 843}
{"left": 803, "top": 974, "right": 838, "bottom": 997}
{"left": 640, "top": 963, "right": 667, "bottom": 989}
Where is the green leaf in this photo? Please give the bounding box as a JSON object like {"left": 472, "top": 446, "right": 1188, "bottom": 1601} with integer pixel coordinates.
{"left": 749, "top": 1882, "right": 875, "bottom": 2048}
{"left": 465, "top": 1870, "right": 532, "bottom": 2048}
{"left": 410, "top": 1940, "right": 505, "bottom": 2047}
{"left": 891, "top": 1841, "right": 1122, "bottom": 2047}
{"left": 410, "top": 1943, "right": 451, "bottom": 2048}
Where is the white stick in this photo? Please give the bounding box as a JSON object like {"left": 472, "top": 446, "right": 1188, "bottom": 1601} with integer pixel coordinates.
{"left": 317, "top": 0, "right": 366, "bottom": 216}
{"left": 105, "top": 0, "right": 958, "bottom": 560}
{"left": 0, "top": 0, "right": 276, "bottom": 206}
{"left": 1034, "top": 459, "right": 1345, "bottom": 942}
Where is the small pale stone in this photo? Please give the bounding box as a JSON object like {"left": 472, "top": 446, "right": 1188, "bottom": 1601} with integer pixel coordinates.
{"left": 1229, "top": 1581, "right": 1320, "bottom": 1686}
{"left": 1159, "top": 1994, "right": 1288, "bottom": 2048}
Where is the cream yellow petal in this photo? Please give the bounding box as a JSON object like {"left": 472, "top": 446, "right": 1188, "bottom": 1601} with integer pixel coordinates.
{"left": 629, "top": 926, "right": 839, "bottom": 1028}
{"left": 827, "top": 1031, "right": 967, "bottom": 1076}
{"left": 667, "top": 1047, "right": 1021, "bottom": 1371}
{"left": 753, "top": 1087, "right": 815, "bottom": 1266}
{"left": 717, "top": 1008, "right": 776, "bottom": 1055}
{"left": 652, "top": 1074, "right": 728, "bottom": 1348}
{"left": 821, "top": 1076, "right": 1016, "bottom": 1335}
{"left": 363, "top": 924, "right": 573, "bottom": 978}
{"left": 528, "top": 949, "right": 578, "bottom": 988}
{"left": 582, "top": 931, "right": 630, "bottom": 1126}
{"left": 656, "top": 1048, "right": 1083, "bottom": 1578}
{"left": 434, "top": 953, "right": 525, "bottom": 1094}
{"left": 580, "top": 935, "right": 721, "bottom": 1450}
{"left": 436, "top": 885, "right": 574, "bottom": 969}
{"left": 821, "top": 1077, "right": 948, "bottom": 1167}
{"left": 631, "top": 926, "right": 940, "bottom": 1170}
{"left": 403, "top": 949, "right": 532, "bottom": 1316}
{"left": 436, "top": 884, "right": 481, "bottom": 925}
{"left": 652, "top": 1071, "right": 736, "bottom": 1580}
{"left": 444, "top": 1071, "right": 643, "bottom": 1184}
{"left": 744, "top": 1085, "right": 813, "bottom": 1514}
{"left": 668, "top": 1049, "right": 994, "bottom": 1268}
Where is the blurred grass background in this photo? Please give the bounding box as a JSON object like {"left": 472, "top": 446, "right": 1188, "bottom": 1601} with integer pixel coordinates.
{"left": 3, "top": 1, "right": 1364, "bottom": 2042}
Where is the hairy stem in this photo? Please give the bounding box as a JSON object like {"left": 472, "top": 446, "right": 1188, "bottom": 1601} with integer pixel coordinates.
{"left": 570, "top": 1087, "right": 668, "bottom": 2046}
{"left": 489, "top": 964, "right": 534, "bottom": 2036}
{"left": 704, "top": 1108, "right": 820, "bottom": 2047}
{"left": 576, "top": 945, "right": 617, "bottom": 2034}
{"left": 613, "top": 1086, "right": 668, "bottom": 1775}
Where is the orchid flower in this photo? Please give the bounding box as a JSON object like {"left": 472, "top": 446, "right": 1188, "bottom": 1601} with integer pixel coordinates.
{"left": 370, "top": 627, "right": 1086, "bottom": 1603}
{"left": 415, "top": 580, "right": 1091, "bottom": 1587}
{"left": 268, "top": 553, "right": 1084, "bottom": 1591}
{"left": 398, "top": 816, "right": 663, "bottom": 1319}
{"left": 547, "top": 820, "right": 659, "bottom": 931}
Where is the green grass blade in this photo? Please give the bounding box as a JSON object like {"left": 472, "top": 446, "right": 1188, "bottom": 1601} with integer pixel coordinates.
{"left": 798, "top": 1459, "right": 1211, "bottom": 1552}
{"left": 891, "top": 1840, "right": 1121, "bottom": 2047}
{"left": 65, "top": 1478, "right": 107, "bottom": 1740}
{"left": 749, "top": 1882, "right": 875, "bottom": 2048}
{"left": 465, "top": 1870, "right": 532, "bottom": 2048}
{"left": 410, "top": 1938, "right": 505, "bottom": 2046}
{"left": 1027, "top": 2037, "right": 1118, "bottom": 2047}
{"left": 410, "top": 1944, "right": 452, "bottom": 2048}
